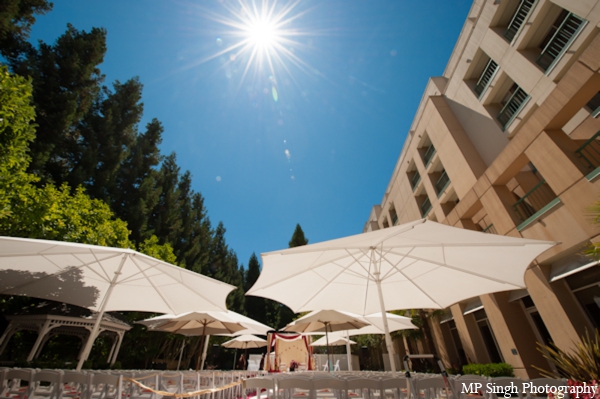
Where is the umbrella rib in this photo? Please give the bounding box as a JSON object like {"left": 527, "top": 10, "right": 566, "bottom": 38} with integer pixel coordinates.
{"left": 0, "top": 250, "right": 122, "bottom": 295}
{"left": 129, "top": 255, "right": 177, "bottom": 314}
{"left": 379, "top": 246, "right": 416, "bottom": 281}
{"left": 255, "top": 249, "right": 369, "bottom": 292}
{"left": 294, "top": 250, "right": 371, "bottom": 311}
{"left": 380, "top": 250, "right": 524, "bottom": 285}
{"left": 131, "top": 257, "right": 227, "bottom": 311}
{"left": 72, "top": 250, "right": 114, "bottom": 282}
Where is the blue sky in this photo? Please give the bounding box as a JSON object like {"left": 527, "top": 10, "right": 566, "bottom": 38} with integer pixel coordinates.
{"left": 30, "top": 0, "right": 472, "bottom": 268}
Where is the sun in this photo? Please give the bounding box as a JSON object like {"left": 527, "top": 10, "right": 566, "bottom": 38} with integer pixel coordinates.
{"left": 246, "top": 18, "right": 278, "bottom": 49}
{"left": 191, "top": 0, "right": 316, "bottom": 91}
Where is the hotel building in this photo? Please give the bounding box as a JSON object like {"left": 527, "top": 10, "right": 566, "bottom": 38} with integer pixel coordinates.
{"left": 364, "top": 0, "right": 600, "bottom": 378}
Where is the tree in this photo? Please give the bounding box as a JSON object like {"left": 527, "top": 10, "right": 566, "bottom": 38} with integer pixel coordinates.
{"left": 0, "top": 0, "right": 53, "bottom": 60}
{"left": 0, "top": 65, "right": 37, "bottom": 220}
{"left": 289, "top": 224, "right": 308, "bottom": 247}
{"left": 9, "top": 24, "right": 107, "bottom": 182}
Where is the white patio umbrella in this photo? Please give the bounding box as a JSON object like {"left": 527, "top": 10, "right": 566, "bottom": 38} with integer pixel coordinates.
{"left": 0, "top": 236, "right": 235, "bottom": 370}
{"left": 138, "top": 311, "right": 273, "bottom": 370}
{"left": 222, "top": 334, "right": 268, "bottom": 349}
{"left": 138, "top": 311, "right": 247, "bottom": 370}
{"left": 311, "top": 334, "right": 356, "bottom": 346}
{"left": 282, "top": 309, "right": 369, "bottom": 371}
{"left": 247, "top": 219, "right": 557, "bottom": 372}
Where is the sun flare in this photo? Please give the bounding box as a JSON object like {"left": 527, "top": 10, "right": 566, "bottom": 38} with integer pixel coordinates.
{"left": 246, "top": 18, "right": 278, "bottom": 48}
{"left": 192, "top": 0, "right": 316, "bottom": 91}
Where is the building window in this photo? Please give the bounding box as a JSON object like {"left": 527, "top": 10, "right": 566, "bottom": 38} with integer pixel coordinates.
{"left": 565, "top": 266, "right": 600, "bottom": 329}
{"left": 537, "top": 10, "right": 586, "bottom": 73}
{"left": 420, "top": 197, "right": 432, "bottom": 218}
{"left": 497, "top": 83, "right": 530, "bottom": 131}
{"left": 389, "top": 207, "right": 398, "bottom": 226}
{"left": 474, "top": 59, "right": 499, "bottom": 99}
{"left": 410, "top": 170, "right": 422, "bottom": 191}
{"left": 504, "top": 0, "right": 536, "bottom": 43}
{"left": 473, "top": 309, "right": 504, "bottom": 363}
{"left": 423, "top": 144, "right": 436, "bottom": 167}
{"left": 585, "top": 91, "right": 600, "bottom": 118}
{"left": 447, "top": 320, "right": 467, "bottom": 366}
{"left": 435, "top": 170, "right": 451, "bottom": 198}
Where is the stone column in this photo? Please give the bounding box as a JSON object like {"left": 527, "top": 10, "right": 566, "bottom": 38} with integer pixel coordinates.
{"left": 450, "top": 303, "right": 490, "bottom": 364}
{"left": 480, "top": 292, "right": 548, "bottom": 378}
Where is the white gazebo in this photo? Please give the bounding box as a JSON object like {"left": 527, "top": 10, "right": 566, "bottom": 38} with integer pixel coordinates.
{"left": 0, "top": 303, "right": 131, "bottom": 365}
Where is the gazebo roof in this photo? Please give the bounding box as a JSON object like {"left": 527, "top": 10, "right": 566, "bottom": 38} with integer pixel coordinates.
{"left": 4, "top": 301, "right": 131, "bottom": 334}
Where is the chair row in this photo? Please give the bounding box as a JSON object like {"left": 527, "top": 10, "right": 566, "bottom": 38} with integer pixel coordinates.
{"left": 242, "top": 374, "right": 571, "bottom": 399}
{"left": 1, "top": 368, "right": 266, "bottom": 399}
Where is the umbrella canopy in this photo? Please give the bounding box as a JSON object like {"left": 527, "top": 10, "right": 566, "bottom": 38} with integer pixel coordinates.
{"left": 311, "top": 334, "right": 356, "bottom": 346}
{"left": 0, "top": 236, "right": 236, "bottom": 370}
{"left": 247, "top": 219, "right": 557, "bottom": 372}
{"left": 138, "top": 310, "right": 271, "bottom": 370}
{"left": 222, "top": 334, "right": 267, "bottom": 349}
{"left": 282, "top": 309, "right": 369, "bottom": 333}
{"left": 137, "top": 311, "right": 246, "bottom": 335}
{"left": 349, "top": 312, "right": 417, "bottom": 335}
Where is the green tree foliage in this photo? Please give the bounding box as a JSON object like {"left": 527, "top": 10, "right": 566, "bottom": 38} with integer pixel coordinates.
{"left": 0, "top": 65, "right": 36, "bottom": 219}
{"left": 0, "top": 0, "right": 52, "bottom": 60}
{"left": 9, "top": 24, "right": 106, "bottom": 182}
{"left": 289, "top": 223, "right": 308, "bottom": 247}
{"left": 0, "top": 183, "right": 131, "bottom": 248}
{"left": 139, "top": 235, "right": 177, "bottom": 265}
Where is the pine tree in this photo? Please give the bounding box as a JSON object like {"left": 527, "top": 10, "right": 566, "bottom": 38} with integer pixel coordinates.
{"left": 9, "top": 24, "right": 107, "bottom": 182}
{"left": 0, "top": 0, "right": 53, "bottom": 60}
{"left": 277, "top": 223, "right": 310, "bottom": 327}
{"left": 289, "top": 224, "right": 308, "bottom": 247}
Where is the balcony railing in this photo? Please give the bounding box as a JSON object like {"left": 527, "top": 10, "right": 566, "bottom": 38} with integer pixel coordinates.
{"left": 474, "top": 59, "right": 499, "bottom": 99}
{"left": 421, "top": 198, "right": 432, "bottom": 218}
{"left": 435, "top": 170, "right": 451, "bottom": 197}
{"left": 505, "top": 0, "right": 536, "bottom": 43}
{"left": 575, "top": 131, "right": 600, "bottom": 178}
{"left": 423, "top": 144, "right": 436, "bottom": 167}
{"left": 537, "top": 12, "right": 586, "bottom": 73}
{"left": 483, "top": 224, "right": 498, "bottom": 234}
{"left": 512, "top": 179, "right": 557, "bottom": 223}
{"left": 410, "top": 171, "right": 421, "bottom": 191}
{"left": 497, "top": 86, "right": 530, "bottom": 131}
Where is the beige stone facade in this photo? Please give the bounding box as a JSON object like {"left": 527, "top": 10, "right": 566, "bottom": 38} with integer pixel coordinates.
{"left": 365, "top": 0, "right": 600, "bottom": 378}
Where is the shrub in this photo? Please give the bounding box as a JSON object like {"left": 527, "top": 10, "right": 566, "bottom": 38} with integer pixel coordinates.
{"left": 535, "top": 329, "right": 600, "bottom": 381}
{"left": 463, "top": 363, "right": 514, "bottom": 377}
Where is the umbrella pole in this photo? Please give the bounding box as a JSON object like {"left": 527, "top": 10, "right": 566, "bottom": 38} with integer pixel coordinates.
{"left": 233, "top": 348, "right": 237, "bottom": 370}
{"left": 177, "top": 339, "right": 186, "bottom": 371}
{"left": 76, "top": 255, "right": 128, "bottom": 371}
{"left": 196, "top": 323, "right": 207, "bottom": 371}
{"left": 200, "top": 334, "right": 210, "bottom": 370}
{"left": 375, "top": 276, "right": 396, "bottom": 373}
{"left": 345, "top": 330, "right": 352, "bottom": 371}
{"left": 325, "top": 322, "right": 331, "bottom": 372}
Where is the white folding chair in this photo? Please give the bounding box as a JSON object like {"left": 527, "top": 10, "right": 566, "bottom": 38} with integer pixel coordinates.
{"left": 62, "top": 371, "right": 92, "bottom": 399}
{"left": 312, "top": 377, "right": 346, "bottom": 399}
{"left": 277, "top": 377, "right": 313, "bottom": 399}
{"left": 89, "top": 373, "right": 123, "bottom": 399}
{"left": 30, "top": 371, "right": 63, "bottom": 399}
{"left": 1, "top": 369, "right": 35, "bottom": 399}
{"left": 381, "top": 377, "right": 410, "bottom": 399}
{"left": 346, "top": 378, "right": 382, "bottom": 399}
{"left": 414, "top": 377, "right": 448, "bottom": 399}
{"left": 243, "top": 378, "right": 276, "bottom": 399}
